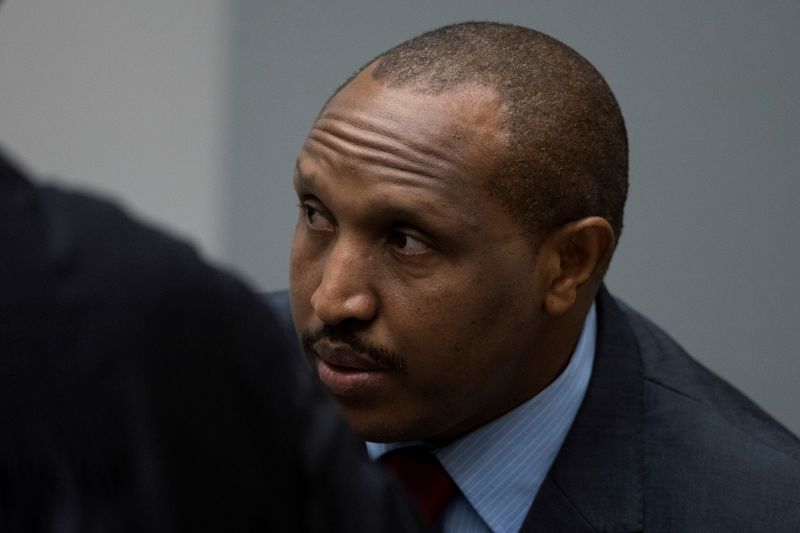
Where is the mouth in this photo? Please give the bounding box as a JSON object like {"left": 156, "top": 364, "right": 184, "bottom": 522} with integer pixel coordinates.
{"left": 312, "top": 340, "right": 391, "bottom": 397}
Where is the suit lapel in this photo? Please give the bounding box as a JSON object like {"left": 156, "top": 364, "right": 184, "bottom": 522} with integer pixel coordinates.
{"left": 521, "top": 287, "right": 644, "bottom": 533}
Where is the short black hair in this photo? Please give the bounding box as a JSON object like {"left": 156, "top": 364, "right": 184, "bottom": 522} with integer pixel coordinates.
{"left": 335, "top": 22, "right": 628, "bottom": 241}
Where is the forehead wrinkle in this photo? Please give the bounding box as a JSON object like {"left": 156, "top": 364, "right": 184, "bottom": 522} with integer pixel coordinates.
{"left": 318, "top": 111, "right": 453, "bottom": 163}
{"left": 310, "top": 114, "right": 464, "bottom": 183}
{"left": 305, "top": 131, "right": 438, "bottom": 183}
{"left": 304, "top": 132, "right": 452, "bottom": 187}
{"left": 299, "top": 147, "right": 449, "bottom": 192}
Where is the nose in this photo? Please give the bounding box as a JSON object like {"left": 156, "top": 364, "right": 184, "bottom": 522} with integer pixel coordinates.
{"left": 310, "top": 237, "right": 378, "bottom": 326}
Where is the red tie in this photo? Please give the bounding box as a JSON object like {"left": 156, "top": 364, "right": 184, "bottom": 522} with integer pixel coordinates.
{"left": 380, "top": 447, "right": 459, "bottom": 524}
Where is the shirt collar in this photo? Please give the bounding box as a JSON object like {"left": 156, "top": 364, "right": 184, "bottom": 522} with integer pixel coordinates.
{"left": 367, "top": 303, "right": 596, "bottom": 533}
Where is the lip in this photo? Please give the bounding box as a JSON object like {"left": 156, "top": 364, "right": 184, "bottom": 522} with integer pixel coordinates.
{"left": 313, "top": 340, "right": 389, "bottom": 396}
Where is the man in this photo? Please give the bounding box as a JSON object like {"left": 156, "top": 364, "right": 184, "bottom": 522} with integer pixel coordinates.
{"left": 268, "top": 22, "right": 800, "bottom": 532}
{"left": 0, "top": 149, "right": 426, "bottom": 532}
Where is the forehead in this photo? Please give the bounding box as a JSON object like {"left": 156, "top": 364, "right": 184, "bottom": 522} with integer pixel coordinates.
{"left": 303, "top": 70, "right": 509, "bottom": 188}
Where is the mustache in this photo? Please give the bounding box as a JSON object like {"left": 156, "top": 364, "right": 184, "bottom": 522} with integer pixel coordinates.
{"left": 301, "top": 324, "right": 406, "bottom": 375}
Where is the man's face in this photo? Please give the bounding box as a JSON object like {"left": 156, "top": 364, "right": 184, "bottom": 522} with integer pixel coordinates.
{"left": 290, "top": 71, "right": 555, "bottom": 443}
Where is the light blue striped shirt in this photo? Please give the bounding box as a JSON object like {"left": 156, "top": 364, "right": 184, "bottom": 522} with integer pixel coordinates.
{"left": 367, "top": 304, "right": 596, "bottom": 533}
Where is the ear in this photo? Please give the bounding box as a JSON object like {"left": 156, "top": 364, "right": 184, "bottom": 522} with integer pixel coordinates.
{"left": 541, "top": 217, "right": 615, "bottom": 316}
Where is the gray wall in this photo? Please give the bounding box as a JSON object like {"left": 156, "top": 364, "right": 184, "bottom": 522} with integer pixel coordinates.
{"left": 227, "top": 1, "right": 800, "bottom": 434}
{"left": 0, "top": 0, "right": 229, "bottom": 259}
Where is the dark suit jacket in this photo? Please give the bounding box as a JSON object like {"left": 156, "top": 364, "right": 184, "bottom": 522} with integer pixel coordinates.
{"left": 265, "top": 287, "right": 800, "bottom": 532}
{"left": 0, "top": 152, "right": 426, "bottom": 532}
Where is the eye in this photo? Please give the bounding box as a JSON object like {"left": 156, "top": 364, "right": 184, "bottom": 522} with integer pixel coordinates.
{"left": 299, "top": 202, "right": 334, "bottom": 232}
{"left": 388, "top": 231, "right": 431, "bottom": 256}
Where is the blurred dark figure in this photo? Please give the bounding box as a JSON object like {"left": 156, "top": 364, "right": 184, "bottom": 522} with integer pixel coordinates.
{"left": 0, "top": 150, "right": 426, "bottom": 532}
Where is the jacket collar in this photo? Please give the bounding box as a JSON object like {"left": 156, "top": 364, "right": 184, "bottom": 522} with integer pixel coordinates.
{"left": 522, "top": 286, "right": 644, "bottom": 532}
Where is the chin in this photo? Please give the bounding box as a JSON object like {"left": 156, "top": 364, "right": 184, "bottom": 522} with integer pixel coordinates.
{"left": 342, "top": 410, "right": 419, "bottom": 443}
{"left": 337, "top": 394, "right": 455, "bottom": 442}
{"left": 346, "top": 417, "right": 402, "bottom": 443}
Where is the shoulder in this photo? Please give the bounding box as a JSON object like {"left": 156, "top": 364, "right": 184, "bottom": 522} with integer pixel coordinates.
{"left": 615, "top": 297, "right": 800, "bottom": 459}
{"left": 612, "top": 296, "right": 800, "bottom": 528}
{"left": 37, "top": 184, "right": 296, "bottom": 378}
{"left": 38, "top": 183, "right": 284, "bottom": 325}
{"left": 38, "top": 185, "right": 203, "bottom": 293}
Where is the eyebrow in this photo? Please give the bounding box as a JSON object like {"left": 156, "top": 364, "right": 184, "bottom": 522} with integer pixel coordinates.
{"left": 294, "top": 161, "right": 316, "bottom": 189}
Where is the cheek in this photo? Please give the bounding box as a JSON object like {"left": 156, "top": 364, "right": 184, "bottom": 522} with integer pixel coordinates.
{"left": 422, "top": 263, "right": 535, "bottom": 358}
{"left": 393, "top": 269, "right": 515, "bottom": 368}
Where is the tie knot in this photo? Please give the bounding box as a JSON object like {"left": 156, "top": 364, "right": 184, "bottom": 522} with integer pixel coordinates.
{"left": 380, "top": 447, "right": 458, "bottom": 524}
